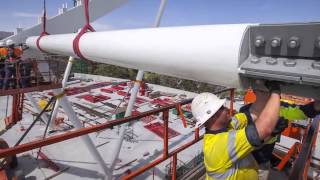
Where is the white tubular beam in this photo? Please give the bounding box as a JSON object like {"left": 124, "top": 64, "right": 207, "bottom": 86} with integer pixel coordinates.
{"left": 49, "top": 57, "right": 74, "bottom": 130}
{"left": 25, "top": 93, "right": 50, "bottom": 123}
{"left": 109, "top": 70, "right": 144, "bottom": 171}
{"left": 26, "top": 23, "right": 251, "bottom": 88}
{"left": 52, "top": 89, "right": 110, "bottom": 178}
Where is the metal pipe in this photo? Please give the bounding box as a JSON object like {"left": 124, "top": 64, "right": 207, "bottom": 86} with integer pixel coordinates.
{"left": 229, "top": 88, "right": 235, "bottom": 116}
{"left": 122, "top": 136, "right": 204, "bottom": 180}
{"left": 163, "top": 110, "right": 169, "bottom": 159}
{"left": 26, "top": 14, "right": 248, "bottom": 89}
{"left": 52, "top": 89, "right": 111, "bottom": 178}
{"left": 109, "top": 70, "right": 144, "bottom": 174}
{"left": 25, "top": 93, "right": 50, "bottom": 123}
{"left": 172, "top": 154, "right": 177, "bottom": 180}
{"left": 49, "top": 57, "right": 74, "bottom": 130}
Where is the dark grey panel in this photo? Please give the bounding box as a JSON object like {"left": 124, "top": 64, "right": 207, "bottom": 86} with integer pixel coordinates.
{"left": 249, "top": 23, "right": 320, "bottom": 58}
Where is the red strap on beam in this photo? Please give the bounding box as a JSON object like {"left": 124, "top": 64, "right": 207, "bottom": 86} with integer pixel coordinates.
{"left": 36, "top": 0, "right": 50, "bottom": 53}
{"left": 72, "top": 0, "right": 95, "bottom": 61}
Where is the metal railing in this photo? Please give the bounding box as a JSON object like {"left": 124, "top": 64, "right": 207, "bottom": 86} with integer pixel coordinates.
{"left": 289, "top": 116, "right": 320, "bottom": 180}
{"left": 0, "top": 88, "right": 235, "bottom": 180}
{"left": 0, "top": 59, "right": 64, "bottom": 96}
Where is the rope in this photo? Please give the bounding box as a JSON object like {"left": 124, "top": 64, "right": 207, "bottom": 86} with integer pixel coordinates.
{"left": 36, "top": 99, "right": 57, "bottom": 160}
{"left": 72, "top": 0, "right": 95, "bottom": 61}
{"left": 14, "top": 96, "right": 56, "bottom": 147}
{"left": 36, "top": 0, "right": 50, "bottom": 53}
{"left": 176, "top": 104, "right": 187, "bottom": 128}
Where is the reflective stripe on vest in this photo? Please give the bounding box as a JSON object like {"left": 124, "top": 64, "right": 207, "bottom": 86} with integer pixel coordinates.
{"left": 230, "top": 117, "right": 239, "bottom": 129}
{"left": 227, "top": 130, "right": 237, "bottom": 163}
{"left": 207, "top": 154, "right": 255, "bottom": 179}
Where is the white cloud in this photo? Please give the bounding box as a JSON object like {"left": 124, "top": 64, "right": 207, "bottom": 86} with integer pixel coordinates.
{"left": 91, "top": 22, "right": 114, "bottom": 31}
{"left": 13, "top": 12, "right": 39, "bottom": 18}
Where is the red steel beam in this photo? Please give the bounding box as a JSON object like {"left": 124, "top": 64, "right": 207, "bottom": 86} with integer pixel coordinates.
{"left": 163, "top": 110, "right": 169, "bottom": 159}
{"left": 172, "top": 154, "right": 177, "bottom": 180}
{"left": 195, "top": 128, "right": 199, "bottom": 141}
{"left": 229, "top": 88, "right": 235, "bottom": 116}
{"left": 122, "top": 135, "right": 204, "bottom": 180}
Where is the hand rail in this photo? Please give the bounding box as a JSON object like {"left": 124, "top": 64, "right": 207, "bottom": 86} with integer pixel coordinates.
{"left": 289, "top": 116, "right": 320, "bottom": 180}
{"left": 0, "top": 87, "right": 234, "bottom": 179}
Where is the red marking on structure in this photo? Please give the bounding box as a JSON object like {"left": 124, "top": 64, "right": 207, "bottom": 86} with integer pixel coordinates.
{"left": 100, "top": 88, "right": 114, "bottom": 93}
{"left": 38, "top": 151, "right": 60, "bottom": 172}
{"left": 118, "top": 82, "right": 127, "bottom": 87}
{"left": 48, "top": 82, "right": 111, "bottom": 96}
{"left": 117, "top": 91, "right": 130, "bottom": 96}
{"left": 78, "top": 94, "right": 110, "bottom": 103}
{"left": 151, "top": 98, "right": 171, "bottom": 106}
{"left": 111, "top": 85, "right": 124, "bottom": 91}
{"left": 141, "top": 115, "right": 157, "bottom": 124}
{"left": 144, "top": 122, "right": 180, "bottom": 139}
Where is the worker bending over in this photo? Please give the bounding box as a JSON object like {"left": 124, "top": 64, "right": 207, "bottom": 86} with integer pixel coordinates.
{"left": 191, "top": 82, "right": 281, "bottom": 179}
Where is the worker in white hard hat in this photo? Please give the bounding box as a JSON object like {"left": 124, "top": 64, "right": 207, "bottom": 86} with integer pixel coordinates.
{"left": 191, "top": 81, "right": 282, "bottom": 180}
{"left": 3, "top": 39, "right": 22, "bottom": 89}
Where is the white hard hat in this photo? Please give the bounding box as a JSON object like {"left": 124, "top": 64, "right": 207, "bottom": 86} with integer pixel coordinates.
{"left": 191, "top": 93, "right": 226, "bottom": 128}
{"left": 0, "top": 41, "right": 5, "bottom": 47}
{"left": 6, "top": 39, "right": 15, "bottom": 46}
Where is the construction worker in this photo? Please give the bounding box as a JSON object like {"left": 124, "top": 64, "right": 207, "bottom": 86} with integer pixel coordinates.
{"left": 191, "top": 82, "right": 282, "bottom": 179}
{"left": 0, "top": 41, "right": 7, "bottom": 88}
{"left": 3, "top": 39, "right": 22, "bottom": 90}
{"left": 239, "top": 93, "right": 320, "bottom": 180}
{"left": 19, "top": 58, "right": 32, "bottom": 88}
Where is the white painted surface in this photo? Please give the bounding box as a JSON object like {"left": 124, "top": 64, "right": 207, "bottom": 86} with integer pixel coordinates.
{"left": 27, "top": 24, "right": 251, "bottom": 88}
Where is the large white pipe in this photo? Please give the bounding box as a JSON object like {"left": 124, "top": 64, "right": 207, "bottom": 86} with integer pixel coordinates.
{"left": 49, "top": 57, "right": 75, "bottom": 130}
{"left": 52, "top": 89, "right": 111, "bottom": 178}
{"left": 27, "top": 24, "right": 251, "bottom": 88}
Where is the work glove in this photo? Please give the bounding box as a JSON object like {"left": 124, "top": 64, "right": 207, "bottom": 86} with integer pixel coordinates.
{"left": 264, "top": 81, "right": 281, "bottom": 95}
{"left": 271, "top": 117, "right": 288, "bottom": 136}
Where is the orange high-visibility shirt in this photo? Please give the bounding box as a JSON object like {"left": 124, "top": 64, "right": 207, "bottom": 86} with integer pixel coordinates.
{"left": 0, "top": 48, "right": 8, "bottom": 59}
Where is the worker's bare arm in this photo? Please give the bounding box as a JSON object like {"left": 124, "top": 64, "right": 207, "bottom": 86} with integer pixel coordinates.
{"left": 255, "top": 93, "right": 280, "bottom": 140}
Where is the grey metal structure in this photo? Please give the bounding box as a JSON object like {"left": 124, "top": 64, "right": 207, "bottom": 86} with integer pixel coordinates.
{"left": 239, "top": 23, "right": 320, "bottom": 98}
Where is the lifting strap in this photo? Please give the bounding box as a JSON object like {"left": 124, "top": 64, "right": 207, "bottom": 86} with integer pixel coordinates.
{"left": 36, "top": 0, "right": 50, "bottom": 53}
{"left": 72, "top": 0, "right": 95, "bottom": 61}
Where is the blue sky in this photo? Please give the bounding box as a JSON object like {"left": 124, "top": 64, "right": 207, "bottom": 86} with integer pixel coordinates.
{"left": 2, "top": 0, "right": 320, "bottom": 32}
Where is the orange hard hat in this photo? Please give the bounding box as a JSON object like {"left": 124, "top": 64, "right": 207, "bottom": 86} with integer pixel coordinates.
{"left": 244, "top": 88, "right": 256, "bottom": 104}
